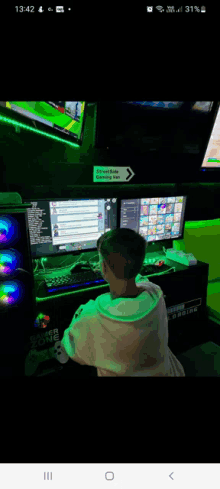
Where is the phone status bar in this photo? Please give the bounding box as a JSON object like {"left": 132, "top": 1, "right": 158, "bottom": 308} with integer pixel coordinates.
{"left": 14, "top": 5, "right": 207, "bottom": 13}
{"left": 146, "top": 6, "right": 206, "bottom": 13}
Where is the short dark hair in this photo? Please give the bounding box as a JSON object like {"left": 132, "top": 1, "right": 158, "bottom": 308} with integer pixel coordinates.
{"left": 97, "top": 228, "right": 147, "bottom": 280}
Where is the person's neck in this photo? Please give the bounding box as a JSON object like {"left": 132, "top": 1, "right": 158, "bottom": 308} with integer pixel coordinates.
{"left": 110, "top": 285, "right": 139, "bottom": 300}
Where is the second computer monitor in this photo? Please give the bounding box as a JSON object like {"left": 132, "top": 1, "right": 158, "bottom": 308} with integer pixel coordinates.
{"left": 120, "top": 196, "right": 187, "bottom": 242}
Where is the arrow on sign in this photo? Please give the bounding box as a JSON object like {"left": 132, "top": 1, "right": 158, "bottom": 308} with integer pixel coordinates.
{"left": 126, "top": 167, "right": 134, "bottom": 180}
{"left": 169, "top": 473, "right": 174, "bottom": 480}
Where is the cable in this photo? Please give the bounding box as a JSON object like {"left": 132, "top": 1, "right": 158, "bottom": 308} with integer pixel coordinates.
{"left": 33, "top": 244, "right": 171, "bottom": 278}
{"left": 33, "top": 251, "right": 100, "bottom": 278}
{"left": 36, "top": 280, "right": 46, "bottom": 296}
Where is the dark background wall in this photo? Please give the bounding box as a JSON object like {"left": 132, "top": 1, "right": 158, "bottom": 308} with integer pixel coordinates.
{"left": 1, "top": 103, "right": 220, "bottom": 223}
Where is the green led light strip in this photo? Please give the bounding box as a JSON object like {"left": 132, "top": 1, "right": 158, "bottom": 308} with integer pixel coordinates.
{"left": 0, "top": 113, "right": 80, "bottom": 148}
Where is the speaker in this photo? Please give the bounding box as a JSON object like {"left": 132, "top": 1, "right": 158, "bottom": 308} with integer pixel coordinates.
{"left": 0, "top": 194, "right": 36, "bottom": 376}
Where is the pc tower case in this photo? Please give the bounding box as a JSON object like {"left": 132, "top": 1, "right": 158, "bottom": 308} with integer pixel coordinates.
{"left": 0, "top": 193, "right": 36, "bottom": 376}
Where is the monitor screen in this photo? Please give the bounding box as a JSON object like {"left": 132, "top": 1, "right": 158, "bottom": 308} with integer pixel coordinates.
{"left": 201, "top": 103, "right": 220, "bottom": 168}
{"left": 120, "top": 196, "right": 187, "bottom": 242}
{"left": 0, "top": 101, "right": 86, "bottom": 145}
{"left": 96, "top": 102, "right": 215, "bottom": 163}
{"left": 24, "top": 198, "right": 118, "bottom": 258}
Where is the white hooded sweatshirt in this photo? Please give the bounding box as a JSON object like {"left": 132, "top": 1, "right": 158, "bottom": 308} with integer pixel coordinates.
{"left": 61, "top": 281, "right": 185, "bottom": 377}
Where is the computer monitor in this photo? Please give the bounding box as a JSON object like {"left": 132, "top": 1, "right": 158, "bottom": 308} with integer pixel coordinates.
{"left": 95, "top": 102, "right": 218, "bottom": 181}
{"left": 23, "top": 198, "right": 118, "bottom": 258}
{"left": 120, "top": 195, "right": 187, "bottom": 247}
{"left": 201, "top": 102, "right": 220, "bottom": 169}
{"left": 96, "top": 101, "right": 215, "bottom": 152}
{"left": 0, "top": 101, "right": 87, "bottom": 146}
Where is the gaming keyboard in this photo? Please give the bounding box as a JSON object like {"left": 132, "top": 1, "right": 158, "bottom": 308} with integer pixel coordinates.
{"left": 45, "top": 270, "right": 106, "bottom": 294}
{"left": 44, "top": 263, "right": 172, "bottom": 294}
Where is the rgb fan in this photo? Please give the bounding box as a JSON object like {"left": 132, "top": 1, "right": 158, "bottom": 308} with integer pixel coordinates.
{"left": 0, "top": 280, "right": 24, "bottom": 306}
{"left": 0, "top": 249, "right": 22, "bottom": 276}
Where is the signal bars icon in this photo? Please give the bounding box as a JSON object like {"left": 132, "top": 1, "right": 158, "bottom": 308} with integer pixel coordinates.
{"left": 44, "top": 473, "right": 52, "bottom": 480}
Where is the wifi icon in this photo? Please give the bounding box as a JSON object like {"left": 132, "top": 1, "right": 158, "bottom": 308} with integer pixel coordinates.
{"left": 156, "top": 5, "right": 165, "bottom": 11}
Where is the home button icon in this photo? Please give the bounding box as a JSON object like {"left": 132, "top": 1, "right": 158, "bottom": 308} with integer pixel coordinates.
{"left": 105, "top": 472, "right": 114, "bottom": 481}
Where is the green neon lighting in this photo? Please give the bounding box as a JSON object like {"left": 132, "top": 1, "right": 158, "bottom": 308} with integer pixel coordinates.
{"left": 0, "top": 113, "right": 80, "bottom": 148}
{"left": 185, "top": 218, "right": 220, "bottom": 228}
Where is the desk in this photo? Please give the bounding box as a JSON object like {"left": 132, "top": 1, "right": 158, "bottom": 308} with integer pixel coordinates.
{"left": 29, "top": 260, "right": 209, "bottom": 375}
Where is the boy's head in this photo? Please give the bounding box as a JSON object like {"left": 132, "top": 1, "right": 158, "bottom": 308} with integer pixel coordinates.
{"left": 97, "top": 228, "right": 147, "bottom": 282}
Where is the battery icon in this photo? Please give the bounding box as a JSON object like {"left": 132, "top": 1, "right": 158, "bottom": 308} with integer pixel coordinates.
{"left": 201, "top": 5, "right": 206, "bottom": 12}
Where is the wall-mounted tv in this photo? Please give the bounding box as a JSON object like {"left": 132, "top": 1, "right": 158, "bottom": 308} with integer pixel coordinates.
{"left": 95, "top": 101, "right": 219, "bottom": 180}
{"left": 0, "top": 101, "right": 87, "bottom": 146}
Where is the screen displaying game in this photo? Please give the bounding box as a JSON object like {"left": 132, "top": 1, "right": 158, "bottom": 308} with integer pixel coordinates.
{"left": 0, "top": 101, "right": 86, "bottom": 144}
{"left": 120, "top": 196, "right": 187, "bottom": 242}
{"left": 201, "top": 104, "right": 220, "bottom": 168}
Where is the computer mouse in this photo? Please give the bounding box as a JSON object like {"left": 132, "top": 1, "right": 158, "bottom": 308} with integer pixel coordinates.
{"left": 154, "top": 260, "right": 165, "bottom": 267}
